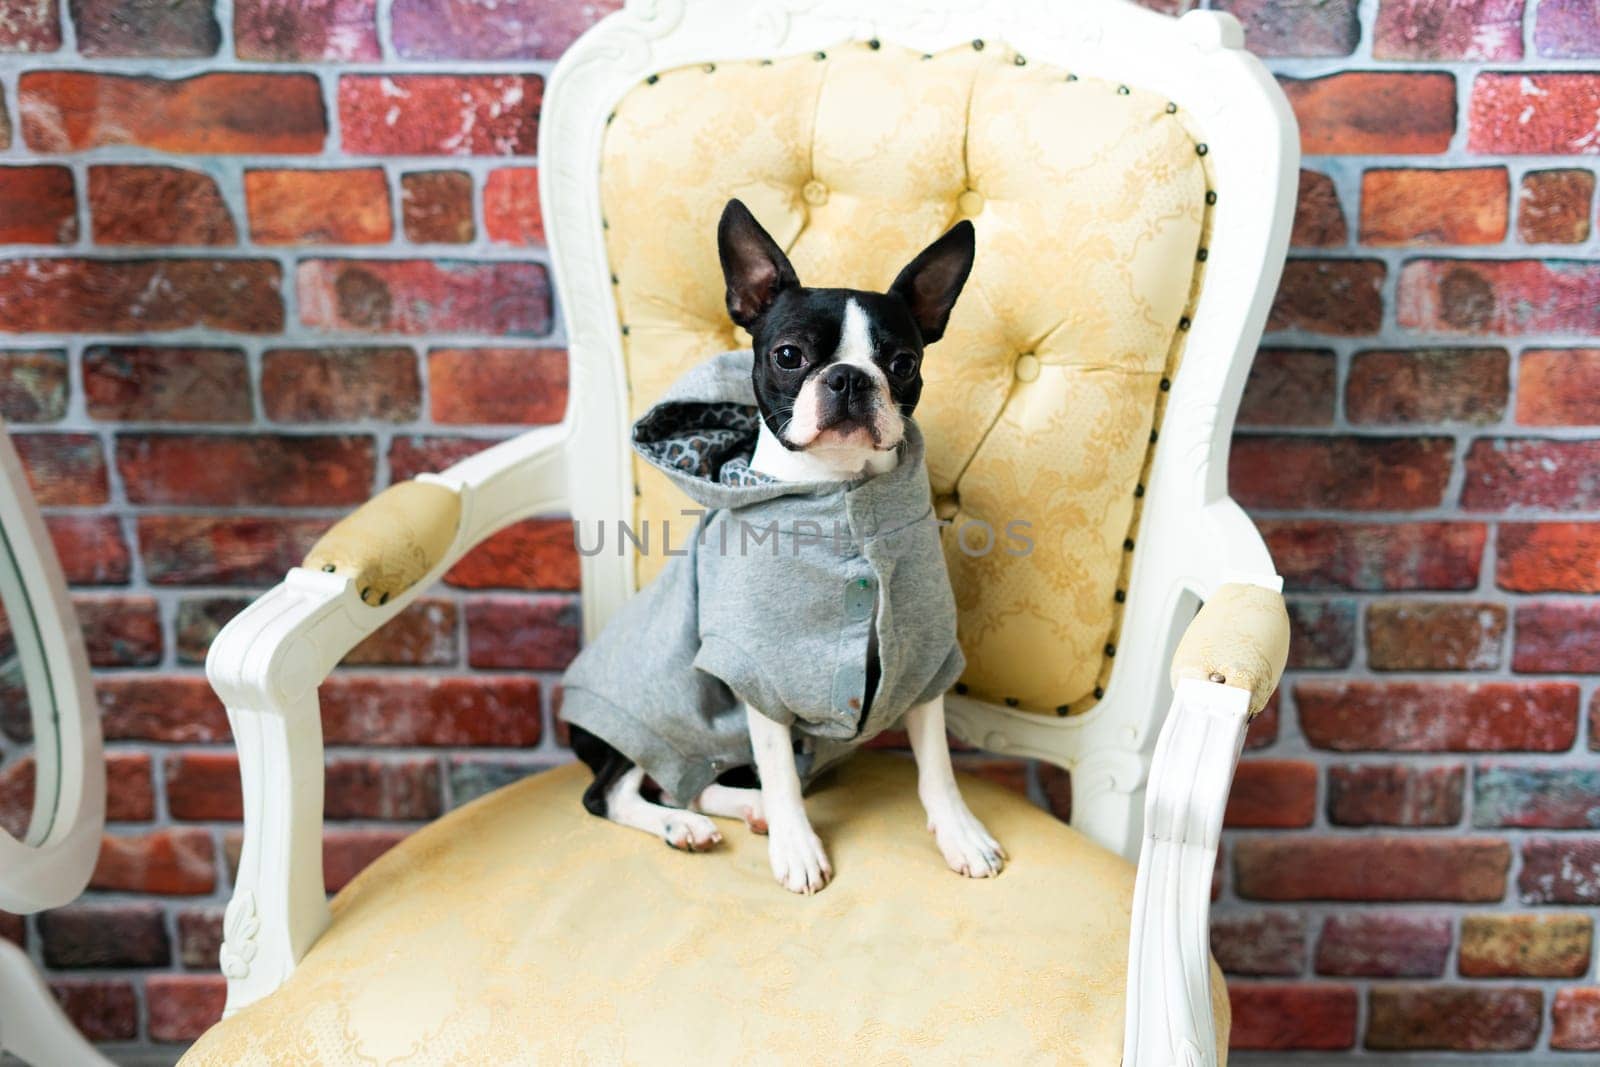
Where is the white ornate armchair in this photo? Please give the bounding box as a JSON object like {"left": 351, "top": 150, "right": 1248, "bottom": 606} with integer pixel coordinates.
{"left": 189, "top": 1, "right": 1295, "bottom": 1062}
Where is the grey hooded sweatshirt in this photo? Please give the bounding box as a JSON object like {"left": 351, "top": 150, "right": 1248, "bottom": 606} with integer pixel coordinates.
{"left": 560, "top": 350, "right": 964, "bottom": 803}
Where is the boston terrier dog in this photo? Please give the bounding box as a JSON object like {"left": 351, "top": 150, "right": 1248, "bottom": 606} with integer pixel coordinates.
{"left": 566, "top": 200, "right": 1005, "bottom": 894}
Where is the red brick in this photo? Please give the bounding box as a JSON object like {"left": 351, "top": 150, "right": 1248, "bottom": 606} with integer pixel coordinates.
{"left": 39, "top": 903, "right": 169, "bottom": 968}
{"left": 47, "top": 515, "right": 130, "bottom": 585}
{"left": 1464, "top": 438, "right": 1600, "bottom": 511}
{"left": 1286, "top": 599, "right": 1354, "bottom": 669}
{"left": 15, "top": 432, "right": 107, "bottom": 506}
{"left": 1373, "top": 0, "right": 1525, "bottom": 61}
{"left": 1359, "top": 168, "right": 1508, "bottom": 246}
{"left": 1282, "top": 72, "right": 1456, "bottom": 155}
{"left": 75, "top": 594, "right": 162, "bottom": 667}
{"left": 1552, "top": 988, "right": 1600, "bottom": 1051}
{"left": 20, "top": 71, "right": 324, "bottom": 153}
{"left": 50, "top": 979, "right": 137, "bottom": 1042}
{"left": 1536, "top": 0, "right": 1600, "bottom": 57}
{"left": 1327, "top": 763, "right": 1464, "bottom": 827}
{"left": 245, "top": 168, "right": 392, "bottom": 246}
{"left": 466, "top": 597, "right": 581, "bottom": 670}
{"left": 176, "top": 908, "right": 222, "bottom": 969}
{"left": 1224, "top": 760, "right": 1316, "bottom": 828}
{"left": 1316, "top": 913, "right": 1452, "bottom": 977}
{"left": 139, "top": 514, "right": 329, "bottom": 586}
{"left": 1296, "top": 680, "right": 1579, "bottom": 752}
{"left": 1475, "top": 765, "right": 1600, "bottom": 829}
{"left": 1346, "top": 348, "right": 1508, "bottom": 425}
{"left": 483, "top": 167, "right": 544, "bottom": 245}
{"left": 97, "top": 676, "right": 231, "bottom": 742}
{"left": 1230, "top": 435, "right": 1452, "bottom": 511}
{"left": 1470, "top": 73, "right": 1600, "bottom": 154}
{"left": 1399, "top": 259, "right": 1600, "bottom": 335}
{"left": 261, "top": 347, "right": 420, "bottom": 423}
{"left": 1515, "top": 602, "right": 1600, "bottom": 672}
{"left": 1367, "top": 986, "right": 1541, "bottom": 1051}
{"left": 165, "top": 752, "right": 242, "bottom": 821}
{"left": 1459, "top": 914, "right": 1591, "bottom": 978}
{"left": 401, "top": 171, "right": 474, "bottom": 244}
{"left": 392, "top": 0, "right": 619, "bottom": 59}
{"left": 234, "top": 0, "right": 380, "bottom": 62}
{"left": 298, "top": 259, "right": 551, "bottom": 336}
{"left": 1262, "top": 520, "right": 1485, "bottom": 592}
{"left": 90, "top": 828, "right": 215, "bottom": 895}
{"left": 1267, "top": 259, "right": 1385, "bottom": 335}
{"left": 1234, "top": 836, "right": 1509, "bottom": 901}
{"left": 1498, "top": 522, "right": 1600, "bottom": 592}
{"left": 84, "top": 345, "right": 251, "bottom": 423}
{"left": 1211, "top": 911, "right": 1305, "bottom": 976}
{"left": 146, "top": 974, "right": 226, "bottom": 1042}
{"left": 117, "top": 433, "right": 375, "bottom": 506}
{"left": 0, "top": 258, "right": 282, "bottom": 334}
{"left": 0, "top": 349, "right": 67, "bottom": 423}
{"left": 326, "top": 757, "right": 441, "bottom": 820}
{"left": 446, "top": 518, "right": 580, "bottom": 591}
{"left": 1521, "top": 838, "right": 1600, "bottom": 903}
{"left": 1516, "top": 348, "right": 1600, "bottom": 425}
{"left": 0, "top": 166, "right": 75, "bottom": 244}
{"left": 339, "top": 75, "right": 541, "bottom": 156}
{"left": 71, "top": 0, "right": 219, "bottom": 57}
{"left": 1238, "top": 348, "right": 1335, "bottom": 427}
{"left": 428, "top": 347, "right": 567, "bottom": 424}
{"left": 387, "top": 435, "right": 502, "bottom": 483}
{"left": 320, "top": 675, "right": 542, "bottom": 747}
{"left": 0, "top": 1, "right": 60, "bottom": 52}
{"left": 88, "top": 164, "right": 236, "bottom": 246}
{"left": 1517, "top": 169, "right": 1594, "bottom": 244}
{"left": 1228, "top": 984, "right": 1357, "bottom": 1051}
{"left": 1367, "top": 601, "right": 1504, "bottom": 671}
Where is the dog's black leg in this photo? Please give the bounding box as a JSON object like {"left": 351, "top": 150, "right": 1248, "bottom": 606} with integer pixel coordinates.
{"left": 571, "top": 723, "right": 635, "bottom": 818}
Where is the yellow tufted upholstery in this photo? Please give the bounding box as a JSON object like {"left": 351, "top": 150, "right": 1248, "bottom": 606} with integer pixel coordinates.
{"left": 182, "top": 754, "right": 1229, "bottom": 1065}
{"left": 600, "top": 42, "right": 1213, "bottom": 714}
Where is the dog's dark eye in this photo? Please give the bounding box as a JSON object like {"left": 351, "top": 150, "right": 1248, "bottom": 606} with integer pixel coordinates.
{"left": 772, "top": 344, "right": 803, "bottom": 370}
{"left": 887, "top": 351, "right": 918, "bottom": 379}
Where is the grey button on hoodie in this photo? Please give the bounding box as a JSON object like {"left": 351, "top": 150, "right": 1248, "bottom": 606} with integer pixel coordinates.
{"left": 560, "top": 350, "right": 964, "bottom": 803}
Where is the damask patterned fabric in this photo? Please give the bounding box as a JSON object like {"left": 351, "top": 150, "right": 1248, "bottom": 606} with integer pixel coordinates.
{"left": 600, "top": 41, "right": 1212, "bottom": 714}
{"left": 182, "top": 754, "right": 1230, "bottom": 1065}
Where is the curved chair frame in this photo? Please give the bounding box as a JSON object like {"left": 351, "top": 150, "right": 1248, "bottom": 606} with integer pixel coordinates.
{"left": 204, "top": 2, "right": 1297, "bottom": 1063}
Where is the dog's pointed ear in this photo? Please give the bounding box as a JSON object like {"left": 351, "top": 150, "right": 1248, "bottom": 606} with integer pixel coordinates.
{"left": 718, "top": 199, "right": 799, "bottom": 330}
{"left": 889, "top": 221, "right": 976, "bottom": 345}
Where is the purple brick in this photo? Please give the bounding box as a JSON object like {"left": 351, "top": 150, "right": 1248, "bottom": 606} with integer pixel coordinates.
{"left": 1535, "top": 0, "right": 1600, "bottom": 58}
{"left": 235, "top": 0, "right": 380, "bottom": 62}
{"left": 391, "top": 0, "right": 620, "bottom": 60}
{"left": 1316, "top": 913, "right": 1452, "bottom": 977}
{"left": 1375, "top": 0, "right": 1525, "bottom": 60}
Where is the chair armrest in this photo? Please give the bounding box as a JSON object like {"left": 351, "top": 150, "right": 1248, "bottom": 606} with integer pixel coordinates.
{"left": 204, "top": 421, "right": 570, "bottom": 1017}
{"left": 1169, "top": 579, "right": 1289, "bottom": 717}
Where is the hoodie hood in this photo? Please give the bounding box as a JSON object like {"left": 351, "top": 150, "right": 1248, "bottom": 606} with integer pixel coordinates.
{"left": 632, "top": 349, "right": 927, "bottom": 511}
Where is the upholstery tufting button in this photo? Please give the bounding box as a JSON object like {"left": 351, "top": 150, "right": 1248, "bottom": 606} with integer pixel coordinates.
{"left": 934, "top": 494, "right": 959, "bottom": 521}
{"left": 957, "top": 189, "right": 985, "bottom": 216}
{"left": 1014, "top": 353, "right": 1040, "bottom": 382}
{"left": 802, "top": 179, "right": 829, "bottom": 206}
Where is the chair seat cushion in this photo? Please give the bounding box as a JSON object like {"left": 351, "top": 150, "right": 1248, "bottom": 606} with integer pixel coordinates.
{"left": 183, "top": 753, "right": 1229, "bottom": 1065}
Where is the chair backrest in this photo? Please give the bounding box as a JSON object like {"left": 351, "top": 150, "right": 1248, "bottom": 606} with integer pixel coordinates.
{"left": 542, "top": 0, "right": 1296, "bottom": 857}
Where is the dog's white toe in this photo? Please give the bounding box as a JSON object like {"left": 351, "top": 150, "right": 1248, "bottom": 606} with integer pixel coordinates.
{"left": 929, "top": 806, "right": 1006, "bottom": 879}
{"left": 767, "top": 819, "right": 832, "bottom": 894}
{"left": 662, "top": 811, "right": 723, "bottom": 852}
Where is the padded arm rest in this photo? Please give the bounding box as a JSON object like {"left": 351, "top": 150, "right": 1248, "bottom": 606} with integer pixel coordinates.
{"left": 302, "top": 481, "right": 463, "bottom": 606}
{"left": 1168, "top": 581, "right": 1289, "bottom": 717}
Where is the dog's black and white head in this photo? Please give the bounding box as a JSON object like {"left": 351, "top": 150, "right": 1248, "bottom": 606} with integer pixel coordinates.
{"left": 718, "top": 199, "right": 975, "bottom": 474}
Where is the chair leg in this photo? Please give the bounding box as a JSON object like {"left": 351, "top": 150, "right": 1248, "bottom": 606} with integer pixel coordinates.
{"left": 0, "top": 939, "right": 114, "bottom": 1066}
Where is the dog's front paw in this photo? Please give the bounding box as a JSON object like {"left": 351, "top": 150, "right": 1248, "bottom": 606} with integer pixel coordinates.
{"left": 928, "top": 804, "right": 1006, "bottom": 878}
{"left": 766, "top": 818, "right": 832, "bottom": 894}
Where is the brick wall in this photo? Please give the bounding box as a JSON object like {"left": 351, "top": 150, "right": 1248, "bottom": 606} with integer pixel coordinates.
{"left": 0, "top": 0, "right": 1594, "bottom": 1062}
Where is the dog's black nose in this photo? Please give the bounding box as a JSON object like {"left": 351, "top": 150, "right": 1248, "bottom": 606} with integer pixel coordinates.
{"left": 823, "top": 364, "right": 872, "bottom": 398}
